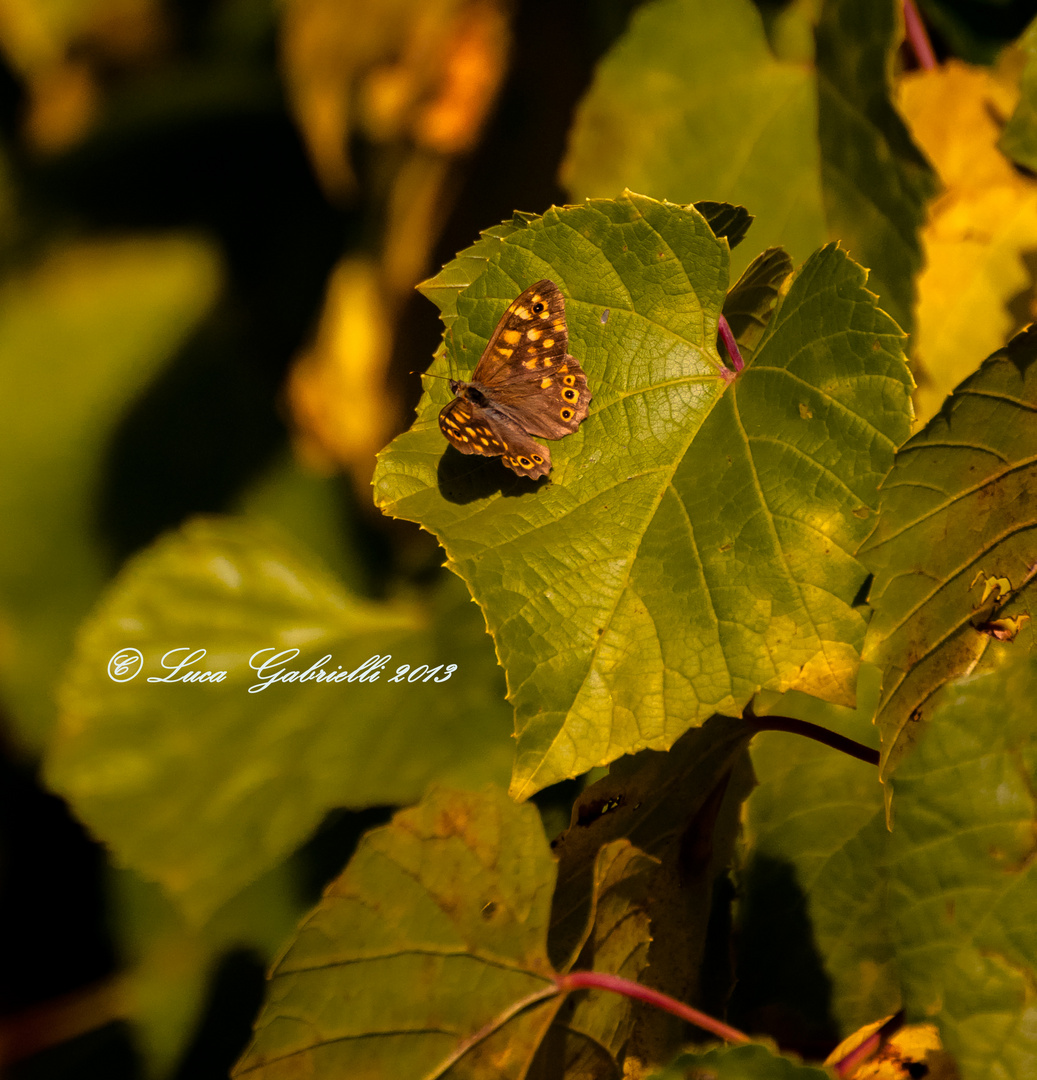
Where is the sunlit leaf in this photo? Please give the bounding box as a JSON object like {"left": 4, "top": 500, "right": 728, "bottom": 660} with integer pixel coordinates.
{"left": 562, "top": 0, "right": 825, "bottom": 279}
{"left": 376, "top": 193, "right": 911, "bottom": 799}
{"left": 279, "top": 0, "right": 509, "bottom": 198}
{"left": 46, "top": 516, "right": 513, "bottom": 922}
{"left": 859, "top": 325, "right": 1037, "bottom": 789}
{"left": 824, "top": 1016, "right": 957, "bottom": 1080}
{"left": 898, "top": 60, "right": 1037, "bottom": 426}
{"left": 286, "top": 257, "right": 399, "bottom": 480}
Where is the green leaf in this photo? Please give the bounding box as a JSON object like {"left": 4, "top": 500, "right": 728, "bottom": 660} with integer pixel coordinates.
{"left": 0, "top": 235, "right": 222, "bottom": 746}
{"left": 648, "top": 1041, "right": 830, "bottom": 1080}
{"left": 739, "top": 668, "right": 898, "bottom": 1037}
{"left": 109, "top": 859, "right": 308, "bottom": 1076}
{"left": 1000, "top": 16, "right": 1037, "bottom": 171}
{"left": 562, "top": 0, "right": 935, "bottom": 332}
{"left": 232, "top": 785, "right": 561, "bottom": 1080}
{"left": 859, "top": 325, "right": 1037, "bottom": 788}
{"left": 815, "top": 0, "right": 936, "bottom": 334}
{"left": 45, "top": 516, "right": 514, "bottom": 922}
{"left": 550, "top": 717, "right": 756, "bottom": 974}
{"left": 888, "top": 651, "right": 1037, "bottom": 1080}
{"left": 376, "top": 194, "right": 911, "bottom": 798}
{"left": 562, "top": 0, "right": 825, "bottom": 279}
{"left": 722, "top": 247, "right": 795, "bottom": 365}
{"left": 531, "top": 840, "right": 657, "bottom": 1078}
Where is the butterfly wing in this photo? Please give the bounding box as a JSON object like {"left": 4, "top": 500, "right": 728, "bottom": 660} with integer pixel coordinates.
{"left": 470, "top": 279, "right": 591, "bottom": 440}
{"left": 438, "top": 396, "right": 551, "bottom": 479}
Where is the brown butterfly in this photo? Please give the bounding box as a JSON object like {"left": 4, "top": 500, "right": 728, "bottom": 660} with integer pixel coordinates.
{"left": 438, "top": 279, "right": 591, "bottom": 479}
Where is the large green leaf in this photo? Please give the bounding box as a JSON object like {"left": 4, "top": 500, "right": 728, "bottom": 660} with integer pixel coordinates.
{"left": 860, "top": 325, "right": 1037, "bottom": 787}
{"left": 45, "top": 516, "right": 513, "bottom": 922}
{"left": 888, "top": 651, "right": 1037, "bottom": 1080}
{"left": 562, "top": 0, "right": 935, "bottom": 332}
{"left": 375, "top": 193, "right": 912, "bottom": 798}
{"left": 233, "top": 785, "right": 562, "bottom": 1080}
{"left": 814, "top": 0, "right": 936, "bottom": 334}
{"left": 561, "top": 0, "right": 825, "bottom": 279}
{"left": 0, "top": 235, "right": 222, "bottom": 746}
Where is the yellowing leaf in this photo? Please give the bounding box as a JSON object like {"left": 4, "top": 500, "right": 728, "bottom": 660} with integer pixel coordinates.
{"left": 286, "top": 257, "right": 398, "bottom": 479}
{"left": 899, "top": 61, "right": 1037, "bottom": 426}
{"left": 825, "top": 1016, "right": 958, "bottom": 1079}
{"left": 279, "top": 0, "right": 510, "bottom": 198}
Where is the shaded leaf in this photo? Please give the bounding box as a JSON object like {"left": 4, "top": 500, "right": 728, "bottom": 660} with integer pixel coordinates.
{"left": 648, "top": 1041, "right": 830, "bottom": 1079}
{"left": 110, "top": 859, "right": 308, "bottom": 1076}
{"left": 815, "top": 0, "right": 936, "bottom": 334}
{"left": 550, "top": 717, "right": 757, "bottom": 973}
{"left": 0, "top": 236, "right": 222, "bottom": 747}
{"left": 233, "top": 785, "right": 561, "bottom": 1080}
{"left": 722, "top": 247, "right": 795, "bottom": 365}
{"left": 859, "top": 325, "right": 1037, "bottom": 788}
{"left": 888, "top": 651, "right": 1037, "bottom": 1080}
{"left": 693, "top": 201, "right": 754, "bottom": 250}
{"left": 1000, "top": 15, "right": 1037, "bottom": 171}
{"left": 46, "top": 516, "right": 513, "bottom": 922}
{"left": 562, "top": 0, "right": 935, "bottom": 331}
{"left": 740, "top": 669, "right": 898, "bottom": 1038}
{"left": 376, "top": 193, "right": 911, "bottom": 799}
{"left": 531, "top": 840, "right": 657, "bottom": 1079}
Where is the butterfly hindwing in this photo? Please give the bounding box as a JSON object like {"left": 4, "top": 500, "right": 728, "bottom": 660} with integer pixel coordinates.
{"left": 438, "top": 397, "right": 552, "bottom": 478}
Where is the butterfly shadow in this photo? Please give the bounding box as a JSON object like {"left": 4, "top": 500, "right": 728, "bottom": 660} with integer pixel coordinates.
{"left": 436, "top": 446, "right": 549, "bottom": 503}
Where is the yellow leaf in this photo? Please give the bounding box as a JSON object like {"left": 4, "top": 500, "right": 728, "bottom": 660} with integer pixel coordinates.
{"left": 280, "top": 0, "right": 510, "bottom": 200}
{"left": 825, "top": 1016, "right": 959, "bottom": 1079}
{"left": 286, "top": 258, "right": 397, "bottom": 479}
{"left": 899, "top": 61, "right": 1037, "bottom": 426}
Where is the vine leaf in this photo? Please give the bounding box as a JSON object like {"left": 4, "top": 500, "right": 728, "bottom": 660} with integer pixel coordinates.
{"left": 859, "top": 325, "right": 1037, "bottom": 791}
{"left": 888, "top": 651, "right": 1037, "bottom": 1080}
{"left": 232, "top": 785, "right": 562, "bottom": 1080}
{"left": 46, "top": 517, "right": 513, "bottom": 922}
{"left": 375, "top": 192, "right": 911, "bottom": 799}
{"left": 562, "top": 0, "right": 935, "bottom": 334}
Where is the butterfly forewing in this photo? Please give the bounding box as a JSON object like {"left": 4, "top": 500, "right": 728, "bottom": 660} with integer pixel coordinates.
{"left": 438, "top": 279, "right": 591, "bottom": 479}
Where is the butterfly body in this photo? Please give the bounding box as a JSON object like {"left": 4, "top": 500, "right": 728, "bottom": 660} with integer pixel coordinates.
{"left": 438, "top": 280, "right": 591, "bottom": 479}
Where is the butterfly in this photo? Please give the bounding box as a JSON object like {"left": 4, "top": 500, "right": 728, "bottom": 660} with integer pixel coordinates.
{"left": 437, "top": 279, "right": 591, "bottom": 480}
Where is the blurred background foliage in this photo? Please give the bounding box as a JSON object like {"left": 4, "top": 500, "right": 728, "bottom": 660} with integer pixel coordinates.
{"left": 1, "top": 0, "right": 1036, "bottom": 1076}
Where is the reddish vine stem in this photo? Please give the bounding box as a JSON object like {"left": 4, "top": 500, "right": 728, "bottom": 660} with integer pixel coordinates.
{"left": 558, "top": 972, "right": 751, "bottom": 1044}
{"left": 748, "top": 715, "right": 880, "bottom": 766}
{"left": 718, "top": 314, "right": 744, "bottom": 373}
{"left": 431, "top": 972, "right": 751, "bottom": 1075}
{"left": 903, "top": 0, "right": 936, "bottom": 70}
